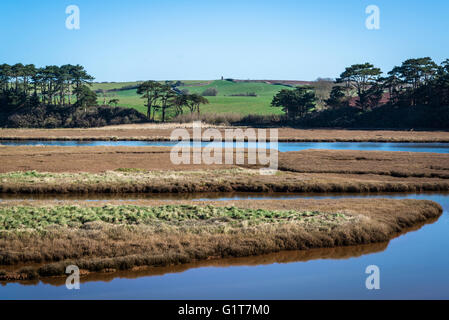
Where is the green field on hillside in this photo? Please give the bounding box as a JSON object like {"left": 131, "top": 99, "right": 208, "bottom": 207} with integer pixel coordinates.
{"left": 95, "top": 80, "right": 293, "bottom": 117}
{"left": 91, "top": 81, "right": 143, "bottom": 91}
{"left": 92, "top": 80, "right": 209, "bottom": 92}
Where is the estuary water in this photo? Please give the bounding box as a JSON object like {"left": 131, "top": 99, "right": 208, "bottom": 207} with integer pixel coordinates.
{"left": 2, "top": 140, "right": 449, "bottom": 153}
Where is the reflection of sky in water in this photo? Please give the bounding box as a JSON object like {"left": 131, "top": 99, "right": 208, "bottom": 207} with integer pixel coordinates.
{"left": 1, "top": 193, "right": 448, "bottom": 300}
{"left": 1, "top": 140, "right": 449, "bottom": 153}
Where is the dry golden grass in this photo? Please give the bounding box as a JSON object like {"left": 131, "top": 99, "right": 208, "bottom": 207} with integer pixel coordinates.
{"left": 1, "top": 169, "right": 449, "bottom": 194}
{"left": 0, "top": 198, "right": 442, "bottom": 281}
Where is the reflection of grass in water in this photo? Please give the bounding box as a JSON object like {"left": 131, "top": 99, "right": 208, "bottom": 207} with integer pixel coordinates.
{"left": 16, "top": 241, "right": 391, "bottom": 287}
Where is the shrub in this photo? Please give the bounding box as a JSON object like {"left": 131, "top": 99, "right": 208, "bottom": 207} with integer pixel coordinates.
{"left": 43, "top": 116, "right": 61, "bottom": 128}
{"left": 2, "top": 104, "right": 149, "bottom": 128}
{"left": 201, "top": 88, "right": 218, "bottom": 96}
{"left": 293, "top": 104, "right": 449, "bottom": 129}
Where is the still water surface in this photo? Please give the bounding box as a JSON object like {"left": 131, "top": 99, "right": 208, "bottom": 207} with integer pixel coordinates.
{"left": 1, "top": 192, "right": 448, "bottom": 299}
{"left": 2, "top": 140, "right": 449, "bottom": 153}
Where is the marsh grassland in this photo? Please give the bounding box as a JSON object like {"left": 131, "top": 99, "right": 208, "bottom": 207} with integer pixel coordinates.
{"left": 0, "top": 199, "right": 442, "bottom": 281}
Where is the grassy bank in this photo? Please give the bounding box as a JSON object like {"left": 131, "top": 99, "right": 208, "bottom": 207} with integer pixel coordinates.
{"left": 0, "top": 198, "right": 442, "bottom": 281}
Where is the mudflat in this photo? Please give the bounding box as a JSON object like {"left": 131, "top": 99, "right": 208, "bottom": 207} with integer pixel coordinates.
{"left": 1, "top": 146, "right": 449, "bottom": 175}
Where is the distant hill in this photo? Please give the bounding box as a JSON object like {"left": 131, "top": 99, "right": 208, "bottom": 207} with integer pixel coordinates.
{"left": 231, "top": 79, "right": 314, "bottom": 86}
{"left": 93, "top": 80, "right": 303, "bottom": 118}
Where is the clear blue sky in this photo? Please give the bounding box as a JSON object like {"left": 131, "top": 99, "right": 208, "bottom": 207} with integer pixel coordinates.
{"left": 1, "top": 0, "right": 448, "bottom": 82}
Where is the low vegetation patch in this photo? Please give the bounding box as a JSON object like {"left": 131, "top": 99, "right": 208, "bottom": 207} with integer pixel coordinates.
{"left": 0, "top": 204, "right": 342, "bottom": 232}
